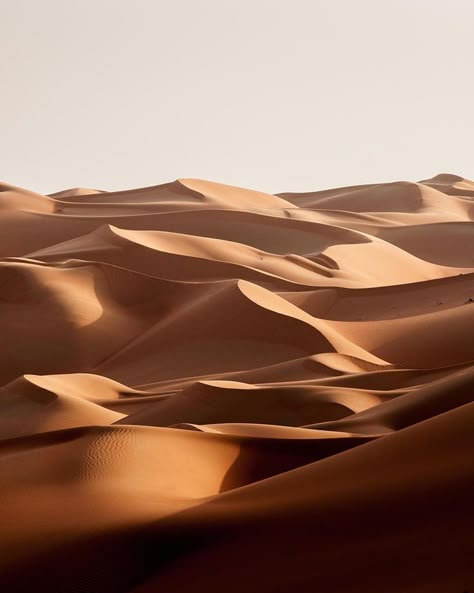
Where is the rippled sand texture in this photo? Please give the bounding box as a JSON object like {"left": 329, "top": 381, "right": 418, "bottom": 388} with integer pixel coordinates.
{"left": 0, "top": 173, "right": 473, "bottom": 592}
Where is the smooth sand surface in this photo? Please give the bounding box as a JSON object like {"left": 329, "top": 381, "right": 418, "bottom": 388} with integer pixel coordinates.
{"left": 0, "top": 174, "right": 472, "bottom": 592}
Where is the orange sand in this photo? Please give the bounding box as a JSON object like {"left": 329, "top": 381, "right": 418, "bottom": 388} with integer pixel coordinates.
{"left": 0, "top": 174, "right": 472, "bottom": 592}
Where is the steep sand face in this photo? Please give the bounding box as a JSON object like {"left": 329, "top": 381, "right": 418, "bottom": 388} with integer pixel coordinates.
{"left": 0, "top": 174, "right": 472, "bottom": 592}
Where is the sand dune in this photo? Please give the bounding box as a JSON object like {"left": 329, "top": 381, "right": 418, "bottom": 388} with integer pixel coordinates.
{"left": 0, "top": 174, "right": 472, "bottom": 592}
{"left": 278, "top": 179, "right": 473, "bottom": 218}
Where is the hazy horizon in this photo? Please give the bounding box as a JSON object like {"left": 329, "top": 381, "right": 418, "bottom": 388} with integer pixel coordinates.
{"left": 2, "top": 0, "right": 474, "bottom": 195}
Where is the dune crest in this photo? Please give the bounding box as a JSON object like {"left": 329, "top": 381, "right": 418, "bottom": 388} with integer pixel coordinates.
{"left": 0, "top": 174, "right": 472, "bottom": 592}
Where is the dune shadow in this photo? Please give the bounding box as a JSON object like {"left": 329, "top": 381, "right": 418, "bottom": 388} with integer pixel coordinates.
{"left": 219, "top": 434, "right": 372, "bottom": 492}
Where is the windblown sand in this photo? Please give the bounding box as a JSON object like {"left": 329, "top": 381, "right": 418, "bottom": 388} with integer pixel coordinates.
{"left": 0, "top": 173, "right": 472, "bottom": 592}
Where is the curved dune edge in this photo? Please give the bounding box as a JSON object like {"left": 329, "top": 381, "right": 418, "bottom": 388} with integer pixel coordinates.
{"left": 0, "top": 174, "right": 473, "bottom": 592}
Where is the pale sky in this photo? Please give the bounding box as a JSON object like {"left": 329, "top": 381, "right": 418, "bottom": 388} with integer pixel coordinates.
{"left": 2, "top": 0, "right": 473, "bottom": 195}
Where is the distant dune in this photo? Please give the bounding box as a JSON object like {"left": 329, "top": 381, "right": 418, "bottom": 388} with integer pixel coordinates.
{"left": 0, "top": 174, "right": 472, "bottom": 592}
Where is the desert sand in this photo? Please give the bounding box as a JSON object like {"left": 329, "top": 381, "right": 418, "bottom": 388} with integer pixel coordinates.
{"left": 0, "top": 173, "right": 473, "bottom": 592}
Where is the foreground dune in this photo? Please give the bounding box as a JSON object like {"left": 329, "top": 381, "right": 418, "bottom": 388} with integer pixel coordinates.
{"left": 0, "top": 174, "right": 472, "bottom": 592}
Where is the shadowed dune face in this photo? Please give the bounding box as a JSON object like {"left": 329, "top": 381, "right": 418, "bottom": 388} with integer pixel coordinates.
{"left": 0, "top": 174, "right": 473, "bottom": 593}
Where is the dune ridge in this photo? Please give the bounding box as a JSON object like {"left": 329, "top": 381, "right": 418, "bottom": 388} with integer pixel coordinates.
{"left": 0, "top": 174, "right": 472, "bottom": 592}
